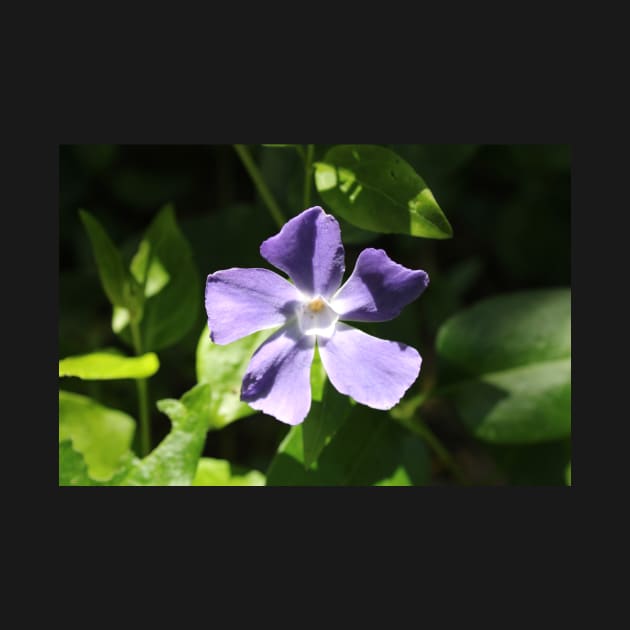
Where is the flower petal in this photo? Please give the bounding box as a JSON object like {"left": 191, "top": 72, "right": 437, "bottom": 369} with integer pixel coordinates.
{"left": 318, "top": 323, "right": 421, "bottom": 409}
{"left": 205, "top": 268, "right": 301, "bottom": 345}
{"left": 241, "top": 322, "right": 315, "bottom": 425}
{"left": 260, "top": 206, "right": 345, "bottom": 298}
{"left": 332, "top": 248, "right": 429, "bottom": 322}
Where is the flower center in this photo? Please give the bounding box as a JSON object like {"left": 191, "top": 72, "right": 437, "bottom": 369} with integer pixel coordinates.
{"left": 297, "top": 295, "right": 339, "bottom": 338}
{"left": 308, "top": 297, "right": 325, "bottom": 312}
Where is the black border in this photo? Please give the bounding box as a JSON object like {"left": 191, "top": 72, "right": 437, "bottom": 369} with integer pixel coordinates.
{"left": 40, "top": 71, "right": 582, "bottom": 564}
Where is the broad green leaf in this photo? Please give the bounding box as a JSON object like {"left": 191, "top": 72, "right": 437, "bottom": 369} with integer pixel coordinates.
{"left": 566, "top": 462, "right": 571, "bottom": 486}
{"left": 59, "top": 391, "right": 135, "bottom": 482}
{"left": 302, "top": 379, "right": 352, "bottom": 469}
{"left": 266, "top": 407, "right": 429, "bottom": 486}
{"left": 262, "top": 144, "right": 299, "bottom": 148}
{"left": 59, "top": 440, "right": 132, "bottom": 486}
{"left": 314, "top": 145, "right": 452, "bottom": 239}
{"left": 436, "top": 289, "right": 571, "bottom": 444}
{"left": 80, "top": 210, "right": 137, "bottom": 308}
{"left": 196, "top": 327, "right": 273, "bottom": 429}
{"left": 192, "top": 458, "right": 265, "bottom": 486}
{"left": 59, "top": 440, "right": 96, "bottom": 486}
{"left": 59, "top": 351, "right": 159, "bottom": 380}
{"left": 114, "top": 204, "right": 201, "bottom": 351}
{"left": 121, "top": 384, "right": 212, "bottom": 486}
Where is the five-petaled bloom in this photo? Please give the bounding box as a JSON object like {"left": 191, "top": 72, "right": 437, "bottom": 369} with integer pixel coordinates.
{"left": 205, "top": 206, "right": 429, "bottom": 425}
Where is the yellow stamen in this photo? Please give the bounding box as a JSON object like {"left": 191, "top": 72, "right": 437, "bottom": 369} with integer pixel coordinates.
{"left": 308, "top": 297, "right": 325, "bottom": 312}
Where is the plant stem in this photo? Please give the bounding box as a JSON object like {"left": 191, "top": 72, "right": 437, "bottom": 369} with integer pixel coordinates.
{"left": 395, "top": 413, "right": 467, "bottom": 485}
{"left": 233, "top": 144, "right": 285, "bottom": 228}
{"left": 130, "top": 321, "right": 151, "bottom": 457}
{"left": 303, "top": 144, "right": 315, "bottom": 208}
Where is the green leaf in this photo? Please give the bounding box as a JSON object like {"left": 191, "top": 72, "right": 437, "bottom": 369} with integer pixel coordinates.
{"left": 266, "top": 407, "right": 429, "bottom": 486}
{"left": 310, "top": 345, "right": 326, "bottom": 402}
{"left": 59, "top": 440, "right": 96, "bottom": 486}
{"left": 314, "top": 145, "right": 452, "bottom": 239}
{"left": 59, "top": 350, "right": 159, "bottom": 380}
{"left": 192, "top": 458, "right": 265, "bottom": 486}
{"left": 566, "top": 462, "right": 571, "bottom": 486}
{"left": 58, "top": 391, "right": 135, "bottom": 482}
{"left": 59, "top": 440, "right": 132, "bottom": 486}
{"left": 261, "top": 144, "right": 299, "bottom": 148}
{"left": 302, "top": 379, "right": 352, "bottom": 469}
{"left": 436, "top": 289, "right": 571, "bottom": 444}
{"left": 114, "top": 204, "right": 201, "bottom": 351}
{"left": 80, "top": 210, "right": 137, "bottom": 308}
{"left": 196, "top": 327, "right": 273, "bottom": 429}
{"left": 121, "top": 384, "right": 212, "bottom": 486}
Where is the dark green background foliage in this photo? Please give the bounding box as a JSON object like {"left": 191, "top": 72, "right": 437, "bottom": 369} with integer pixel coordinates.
{"left": 59, "top": 144, "right": 570, "bottom": 486}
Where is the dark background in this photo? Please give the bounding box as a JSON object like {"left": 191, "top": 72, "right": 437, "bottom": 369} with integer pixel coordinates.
{"left": 59, "top": 144, "right": 570, "bottom": 484}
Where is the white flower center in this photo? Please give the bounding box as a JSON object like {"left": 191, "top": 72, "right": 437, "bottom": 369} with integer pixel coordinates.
{"left": 296, "top": 295, "right": 339, "bottom": 338}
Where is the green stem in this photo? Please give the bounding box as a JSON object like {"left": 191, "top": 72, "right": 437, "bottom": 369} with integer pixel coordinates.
{"left": 130, "top": 321, "right": 151, "bottom": 457}
{"left": 303, "top": 144, "right": 315, "bottom": 208}
{"left": 233, "top": 144, "right": 285, "bottom": 228}
{"left": 294, "top": 145, "right": 306, "bottom": 162}
{"left": 395, "top": 413, "right": 467, "bottom": 485}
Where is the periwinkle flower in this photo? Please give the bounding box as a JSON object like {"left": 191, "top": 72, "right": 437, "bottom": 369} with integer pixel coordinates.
{"left": 205, "top": 206, "right": 429, "bottom": 425}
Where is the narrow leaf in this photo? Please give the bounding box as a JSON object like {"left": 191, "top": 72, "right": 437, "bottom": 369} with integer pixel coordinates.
{"left": 302, "top": 379, "right": 352, "bottom": 468}
{"left": 59, "top": 351, "right": 159, "bottom": 380}
{"left": 80, "top": 210, "right": 135, "bottom": 307}
{"left": 436, "top": 289, "right": 571, "bottom": 443}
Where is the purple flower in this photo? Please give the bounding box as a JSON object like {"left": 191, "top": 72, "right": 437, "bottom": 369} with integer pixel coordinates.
{"left": 205, "top": 206, "right": 429, "bottom": 425}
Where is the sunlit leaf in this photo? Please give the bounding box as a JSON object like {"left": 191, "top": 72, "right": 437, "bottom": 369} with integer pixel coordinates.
{"left": 310, "top": 345, "right": 326, "bottom": 402}
{"left": 121, "top": 384, "right": 211, "bottom": 486}
{"left": 59, "top": 351, "right": 159, "bottom": 380}
{"left": 114, "top": 204, "right": 201, "bottom": 351}
{"left": 436, "top": 289, "right": 571, "bottom": 443}
{"left": 196, "top": 327, "right": 273, "bottom": 429}
{"left": 58, "top": 391, "right": 135, "bottom": 482}
{"left": 192, "top": 458, "right": 265, "bottom": 486}
{"left": 59, "top": 440, "right": 95, "bottom": 486}
{"left": 59, "top": 440, "right": 132, "bottom": 486}
{"left": 314, "top": 145, "right": 452, "bottom": 239}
